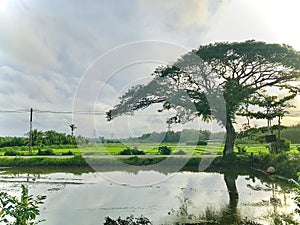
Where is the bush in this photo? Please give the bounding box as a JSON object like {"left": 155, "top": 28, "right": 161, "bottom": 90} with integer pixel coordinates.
{"left": 158, "top": 146, "right": 172, "bottom": 155}
{"left": 4, "top": 149, "right": 22, "bottom": 156}
{"left": 185, "top": 140, "right": 208, "bottom": 146}
{"left": 197, "top": 140, "right": 208, "bottom": 146}
{"left": 36, "top": 149, "right": 55, "bottom": 156}
{"left": 119, "top": 147, "right": 145, "bottom": 155}
{"left": 236, "top": 145, "right": 247, "bottom": 154}
{"left": 61, "top": 150, "right": 74, "bottom": 156}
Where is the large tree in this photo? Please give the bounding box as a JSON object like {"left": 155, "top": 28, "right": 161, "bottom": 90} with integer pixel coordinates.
{"left": 107, "top": 41, "right": 300, "bottom": 154}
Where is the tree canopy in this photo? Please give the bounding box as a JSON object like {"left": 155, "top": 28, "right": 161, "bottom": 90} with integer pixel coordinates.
{"left": 107, "top": 40, "right": 300, "bottom": 154}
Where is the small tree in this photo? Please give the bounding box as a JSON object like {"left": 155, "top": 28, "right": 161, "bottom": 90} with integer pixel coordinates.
{"left": 238, "top": 92, "right": 296, "bottom": 139}
{"left": 0, "top": 185, "right": 46, "bottom": 225}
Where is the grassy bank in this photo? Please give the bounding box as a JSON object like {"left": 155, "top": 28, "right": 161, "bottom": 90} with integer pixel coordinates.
{"left": 1, "top": 153, "right": 300, "bottom": 180}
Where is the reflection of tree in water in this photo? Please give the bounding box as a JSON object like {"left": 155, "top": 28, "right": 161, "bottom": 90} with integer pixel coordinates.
{"left": 222, "top": 169, "right": 240, "bottom": 224}
{"left": 167, "top": 170, "right": 299, "bottom": 225}
{"left": 167, "top": 170, "right": 251, "bottom": 225}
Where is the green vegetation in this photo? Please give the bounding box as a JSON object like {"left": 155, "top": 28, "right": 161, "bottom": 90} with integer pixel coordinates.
{"left": 158, "top": 146, "right": 172, "bottom": 155}
{"left": 137, "top": 130, "right": 211, "bottom": 143}
{"left": 119, "top": 147, "right": 145, "bottom": 155}
{"left": 0, "top": 140, "right": 299, "bottom": 157}
{"left": 0, "top": 152, "right": 300, "bottom": 181}
{"left": 0, "top": 155, "right": 88, "bottom": 167}
{"left": 0, "top": 136, "right": 27, "bottom": 148}
{"left": 36, "top": 149, "right": 55, "bottom": 156}
{"left": 0, "top": 185, "right": 46, "bottom": 225}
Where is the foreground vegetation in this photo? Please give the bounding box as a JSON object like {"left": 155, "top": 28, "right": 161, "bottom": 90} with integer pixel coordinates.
{"left": 0, "top": 185, "right": 46, "bottom": 225}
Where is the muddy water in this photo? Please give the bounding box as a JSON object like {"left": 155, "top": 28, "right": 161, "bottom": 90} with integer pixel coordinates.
{"left": 0, "top": 170, "right": 297, "bottom": 224}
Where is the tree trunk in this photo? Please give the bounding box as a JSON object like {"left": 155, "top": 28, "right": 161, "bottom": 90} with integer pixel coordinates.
{"left": 222, "top": 170, "right": 239, "bottom": 223}
{"left": 223, "top": 117, "right": 236, "bottom": 155}
{"left": 278, "top": 116, "right": 281, "bottom": 140}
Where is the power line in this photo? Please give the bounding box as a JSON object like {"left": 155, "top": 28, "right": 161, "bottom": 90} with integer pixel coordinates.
{"left": 35, "top": 110, "right": 106, "bottom": 115}
{"left": 0, "top": 110, "right": 28, "bottom": 114}
{"left": 0, "top": 109, "right": 175, "bottom": 116}
{"left": 0, "top": 109, "right": 106, "bottom": 115}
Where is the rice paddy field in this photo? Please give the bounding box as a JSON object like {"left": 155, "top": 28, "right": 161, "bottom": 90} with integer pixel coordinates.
{"left": 0, "top": 142, "right": 299, "bottom": 156}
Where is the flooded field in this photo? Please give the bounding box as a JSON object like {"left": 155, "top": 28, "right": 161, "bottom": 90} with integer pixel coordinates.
{"left": 0, "top": 169, "right": 298, "bottom": 224}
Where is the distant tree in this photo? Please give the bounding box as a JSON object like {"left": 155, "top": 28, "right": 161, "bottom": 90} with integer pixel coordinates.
{"left": 0, "top": 137, "right": 27, "bottom": 148}
{"left": 24, "top": 130, "right": 76, "bottom": 146}
{"left": 238, "top": 92, "right": 296, "bottom": 139}
{"left": 163, "top": 131, "right": 180, "bottom": 143}
{"left": 158, "top": 146, "right": 172, "bottom": 155}
{"left": 30, "top": 129, "right": 43, "bottom": 147}
{"left": 107, "top": 41, "right": 300, "bottom": 155}
{"left": 69, "top": 124, "right": 77, "bottom": 136}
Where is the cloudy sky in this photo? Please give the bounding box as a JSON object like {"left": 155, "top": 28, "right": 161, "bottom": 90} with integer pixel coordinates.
{"left": 1, "top": 0, "right": 300, "bottom": 137}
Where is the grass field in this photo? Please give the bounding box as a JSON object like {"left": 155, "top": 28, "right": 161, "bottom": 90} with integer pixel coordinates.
{"left": 0, "top": 142, "right": 299, "bottom": 156}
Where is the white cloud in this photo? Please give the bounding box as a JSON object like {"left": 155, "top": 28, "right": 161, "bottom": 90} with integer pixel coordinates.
{"left": 0, "top": 0, "right": 299, "bottom": 136}
{"left": 0, "top": 4, "right": 60, "bottom": 69}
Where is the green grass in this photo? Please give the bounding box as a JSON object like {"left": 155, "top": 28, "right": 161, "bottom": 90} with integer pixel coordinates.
{"left": 0, "top": 142, "right": 299, "bottom": 156}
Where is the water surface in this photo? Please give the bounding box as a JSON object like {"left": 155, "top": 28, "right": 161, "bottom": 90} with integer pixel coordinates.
{"left": 0, "top": 170, "right": 297, "bottom": 224}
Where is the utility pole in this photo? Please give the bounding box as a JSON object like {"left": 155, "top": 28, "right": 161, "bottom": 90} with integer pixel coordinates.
{"left": 29, "top": 108, "right": 33, "bottom": 155}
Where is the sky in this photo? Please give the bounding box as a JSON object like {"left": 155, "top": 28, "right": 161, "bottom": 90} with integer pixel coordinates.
{"left": 0, "top": 0, "right": 300, "bottom": 138}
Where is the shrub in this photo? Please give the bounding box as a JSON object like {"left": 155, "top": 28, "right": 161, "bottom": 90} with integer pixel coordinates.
{"left": 119, "top": 147, "right": 145, "bottom": 155}
{"left": 236, "top": 145, "right": 247, "bottom": 154}
{"left": 185, "top": 140, "right": 208, "bottom": 146}
{"left": 119, "top": 148, "right": 131, "bottom": 155}
{"left": 61, "top": 150, "right": 74, "bottom": 156}
{"left": 4, "top": 149, "right": 21, "bottom": 156}
{"left": 36, "top": 149, "right": 55, "bottom": 156}
{"left": 197, "top": 140, "right": 208, "bottom": 146}
{"left": 158, "top": 146, "right": 172, "bottom": 155}
{"left": 20, "top": 146, "right": 28, "bottom": 151}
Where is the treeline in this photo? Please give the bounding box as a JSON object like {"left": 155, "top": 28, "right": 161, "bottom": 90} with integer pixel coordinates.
{"left": 0, "top": 136, "right": 27, "bottom": 148}
{"left": 134, "top": 129, "right": 225, "bottom": 143}
{"left": 0, "top": 130, "right": 82, "bottom": 148}
{"left": 29, "top": 130, "right": 77, "bottom": 146}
